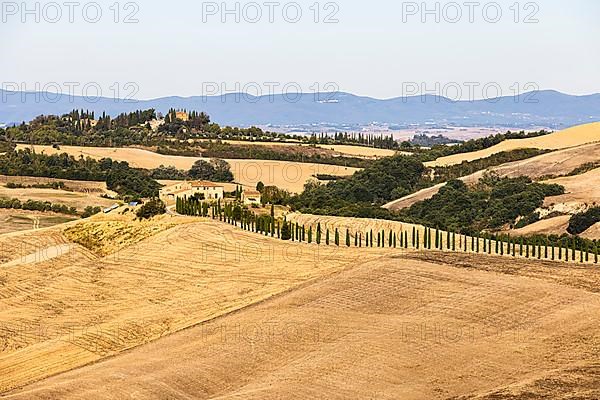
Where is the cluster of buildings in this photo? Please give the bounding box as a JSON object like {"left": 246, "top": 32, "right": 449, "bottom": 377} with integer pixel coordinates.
{"left": 159, "top": 181, "right": 262, "bottom": 206}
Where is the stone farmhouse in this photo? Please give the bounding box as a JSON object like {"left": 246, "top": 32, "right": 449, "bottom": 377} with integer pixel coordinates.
{"left": 159, "top": 181, "right": 224, "bottom": 205}
{"left": 241, "top": 190, "right": 262, "bottom": 206}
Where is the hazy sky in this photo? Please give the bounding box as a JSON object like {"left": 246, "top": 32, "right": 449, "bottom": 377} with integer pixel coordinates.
{"left": 1, "top": 0, "right": 599, "bottom": 100}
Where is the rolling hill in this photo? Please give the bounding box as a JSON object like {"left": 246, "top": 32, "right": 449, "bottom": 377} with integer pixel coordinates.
{"left": 427, "top": 122, "right": 600, "bottom": 167}
{"left": 14, "top": 145, "right": 359, "bottom": 193}
{"left": 386, "top": 124, "right": 600, "bottom": 212}
{"left": 5, "top": 239, "right": 600, "bottom": 399}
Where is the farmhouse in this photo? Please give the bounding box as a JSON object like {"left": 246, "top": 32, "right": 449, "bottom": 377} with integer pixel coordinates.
{"left": 175, "top": 111, "right": 189, "bottom": 122}
{"left": 159, "top": 181, "right": 224, "bottom": 204}
{"left": 242, "top": 190, "right": 262, "bottom": 206}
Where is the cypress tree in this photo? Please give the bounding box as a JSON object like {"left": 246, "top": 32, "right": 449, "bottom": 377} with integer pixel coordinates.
{"left": 471, "top": 236, "right": 475, "bottom": 253}
{"left": 429, "top": 228, "right": 433, "bottom": 250}
{"left": 346, "top": 229, "right": 350, "bottom": 247}
{"left": 416, "top": 230, "right": 420, "bottom": 250}
{"left": 355, "top": 232, "right": 359, "bottom": 247}
{"left": 452, "top": 232, "right": 456, "bottom": 251}
{"left": 326, "top": 229, "right": 330, "bottom": 245}
{"left": 412, "top": 226, "right": 416, "bottom": 248}
{"left": 316, "top": 223, "right": 322, "bottom": 244}
{"left": 335, "top": 228, "right": 340, "bottom": 246}
{"left": 308, "top": 226, "right": 312, "bottom": 243}
{"left": 281, "top": 219, "right": 291, "bottom": 240}
{"left": 595, "top": 242, "right": 598, "bottom": 264}
{"left": 435, "top": 228, "right": 439, "bottom": 249}
{"left": 389, "top": 230, "right": 393, "bottom": 247}
{"left": 572, "top": 237, "right": 576, "bottom": 262}
{"left": 559, "top": 241, "right": 563, "bottom": 260}
{"left": 393, "top": 232, "right": 397, "bottom": 248}
{"left": 404, "top": 231, "right": 408, "bottom": 249}
{"left": 370, "top": 230, "right": 373, "bottom": 247}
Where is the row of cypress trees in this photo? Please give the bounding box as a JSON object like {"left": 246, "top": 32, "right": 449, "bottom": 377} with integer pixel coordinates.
{"left": 176, "top": 196, "right": 599, "bottom": 265}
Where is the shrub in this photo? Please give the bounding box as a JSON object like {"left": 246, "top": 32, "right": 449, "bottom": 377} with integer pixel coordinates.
{"left": 136, "top": 199, "right": 166, "bottom": 220}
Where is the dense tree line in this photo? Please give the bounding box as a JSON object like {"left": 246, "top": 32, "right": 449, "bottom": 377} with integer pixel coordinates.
{"left": 568, "top": 207, "right": 600, "bottom": 235}
{"left": 412, "top": 130, "right": 552, "bottom": 162}
{"left": 290, "top": 155, "right": 426, "bottom": 215}
{"left": 0, "top": 197, "right": 77, "bottom": 215}
{"left": 398, "top": 174, "right": 565, "bottom": 234}
{"left": 0, "top": 149, "right": 160, "bottom": 198}
{"left": 431, "top": 148, "right": 550, "bottom": 182}
{"left": 157, "top": 142, "right": 371, "bottom": 169}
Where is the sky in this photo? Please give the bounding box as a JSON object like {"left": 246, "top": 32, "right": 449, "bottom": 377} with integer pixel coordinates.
{"left": 1, "top": 0, "right": 599, "bottom": 100}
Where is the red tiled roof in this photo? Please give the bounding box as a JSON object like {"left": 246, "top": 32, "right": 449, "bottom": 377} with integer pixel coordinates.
{"left": 191, "top": 181, "right": 224, "bottom": 188}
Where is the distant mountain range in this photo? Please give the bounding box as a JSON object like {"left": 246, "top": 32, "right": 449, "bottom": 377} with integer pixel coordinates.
{"left": 1, "top": 89, "right": 599, "bottom": 129}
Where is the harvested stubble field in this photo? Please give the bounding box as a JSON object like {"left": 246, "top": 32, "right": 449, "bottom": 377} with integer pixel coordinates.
{"left": 5, "top": 244, "right": 600, "bottom": 399}
{"left": 0, "top": 215, "right": 385, "bottom": 394}
{"left": 0, "top": 176, "right": 113, "bottom": 195}
{"left": 385, "top": 142, "right": 600, "bottom": 212}
{"left": 16, "top": 145, "right": 359, "bottom": 193}
{"left": 285, "top": 213, "right": 594, "bottom": 264}
{"left": 426, "top": 122, "right": 600, "bottom": 167}
{"left": 0, "top": 186, "right": 115, "bottom": 211}
{"left": 208, "top": 140, "right": 399, "bottom": 158}
{"left": 542, "top": 167, "right": 600, "bottom": 206}
{"left": 0, "top": 210, "right": 77, "bottom": 235}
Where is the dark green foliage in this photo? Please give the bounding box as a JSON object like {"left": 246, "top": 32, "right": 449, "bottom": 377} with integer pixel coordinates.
{"left": 136, "top": 199, "right": 166, "bottom": 220}
{"left": 0, "top": 149, "right": 160, "bottom": 198}
{"left": 400, "top": 174, "right": 564, "bottom": 233}
{"left": 290, "top": 155, "right": 426, "bottom": 214}
{"left": 82, "top": 206, "right": 102, "bottom": 218}
{"left": 281, "top": 219, "right": 291, "bottom": 240}
{"left": 188, "top": 159, "right": 234, "bottom": 182}
{"left": 0, "top": 197, "right": 77, "bottom": 215}
{"left": 567, "top": 207, "right": 600, "bottom": 235}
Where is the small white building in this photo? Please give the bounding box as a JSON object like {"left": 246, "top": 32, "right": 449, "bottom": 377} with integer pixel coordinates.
{"left": 159, "top": 181, "right": 224, "bottom": 205}
{"left": 242, "top": 190, "right": 262, "bottom": 206}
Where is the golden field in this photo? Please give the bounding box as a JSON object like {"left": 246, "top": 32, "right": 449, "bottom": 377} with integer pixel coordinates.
{"left": 209, "top": 140, "right": 399, "bottom": 158}
{"left": 385, "top": 142, "right": 600, "bottom": 213}
{"left": 3, "top": 214, "right": 600, "bottom": 399}
{"left": 0, "top": 213, "right": 387, "bottom": 393}
{"left": 16, "top": 145, "right": 359, "bottom": 193}
{"left": 426, "top": 122, "right": 600, "bottom": 167}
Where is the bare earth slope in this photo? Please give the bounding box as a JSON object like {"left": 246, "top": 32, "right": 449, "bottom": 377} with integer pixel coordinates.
{"left": 426, "top": 122, "right": 600, "bottom": 167}
{"left": 6, "top": 251, "right": 600, "bottom": 399}
{"left": 15, "top": 145, "right": 359, "bottom": 193}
